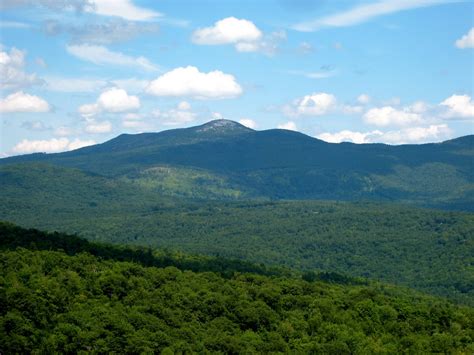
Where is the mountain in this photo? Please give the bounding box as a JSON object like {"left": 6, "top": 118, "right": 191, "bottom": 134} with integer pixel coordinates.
{"left": 2, "top": 119, "right": 473, "bottom": 208}
{"left": 1, "top": 121, "right": 473, "bottom": 304}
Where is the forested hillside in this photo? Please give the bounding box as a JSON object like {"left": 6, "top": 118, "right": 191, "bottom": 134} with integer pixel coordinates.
{"left": 1, "top": 224, "right": 473, "bottom": 353}
{"left": 1, "top": 164, "right": 473, "bottom": 305}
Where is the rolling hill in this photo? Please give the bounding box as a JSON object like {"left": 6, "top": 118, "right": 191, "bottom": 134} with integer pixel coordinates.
{"left": 1, "top": 223, "right": 473, "bottom": 354}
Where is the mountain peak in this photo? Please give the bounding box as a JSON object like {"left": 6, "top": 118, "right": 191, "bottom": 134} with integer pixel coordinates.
{"left": 194, "top": 119, "right": 253, "bottom": 134}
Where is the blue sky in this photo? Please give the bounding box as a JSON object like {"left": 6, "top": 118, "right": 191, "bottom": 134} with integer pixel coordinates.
{"left": 0, "top": 0, "right": 473, "bottom": 155}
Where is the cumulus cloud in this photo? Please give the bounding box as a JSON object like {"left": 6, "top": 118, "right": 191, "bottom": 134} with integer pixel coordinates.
{"left": 238, "top": 119, "right": 257, "bottom": 129}
{"left": 294, "top": 0, "right": 453, "bottom": 31}
{"left": 0, "top": 46, "right": 42, "bottom": 90}
{"left": 278, "top": 121, "right": 297, "bottom": 131}
{"left": 317, "top": 124, "right": 452, "bottom": 145}
{"left": 0, "top": 91, "right": 50, "bottom": 113}
{"left": 97, "top": 87, "right": 140, "bottom": 112}
{"left": 152, "top": 101, "right": 197, "bottom": 126}
{"left": 192, "top": 17, "right": 284, "bottom": 55}
{"left": 78, "top": 87, "right": 140, "bottom": 117}
{"left": 455, "top": 28, "right": 474, "bottom": 49}
{"left": 12, "top": 137, "right": 95, "bottom": 154}
{"left": 440, "top": 94, "right": 474, "bottom": 119}
{"left": 363, "top": 106, "right": 424, "bottom": 127}
{"left": 146, "top": 66, "right": 242, "bottom": 100}
{"left": 192, "top": 17, "right": 262, "bottom": 45}
{"left": 66, "top": 44, "right": 158, "bottom": 71}
{"left": 284, "top": 92, "right": 337, "bottom": 117}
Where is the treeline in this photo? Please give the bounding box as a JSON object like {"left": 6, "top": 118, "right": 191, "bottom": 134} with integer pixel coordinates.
{"left": 1, "top": 225, "right": 474, "bottom": 353}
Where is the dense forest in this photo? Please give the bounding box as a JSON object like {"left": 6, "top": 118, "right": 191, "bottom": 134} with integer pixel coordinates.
{"left": 1, "top": 164, "right": 473, "bottom": 305}
{"left": 1, "top": 223, "right": 474, "bottom": 353}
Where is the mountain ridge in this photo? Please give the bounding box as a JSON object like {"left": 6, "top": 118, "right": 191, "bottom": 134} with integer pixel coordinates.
{"left": 1, "top": 119, "right": 473, "bottom": 209}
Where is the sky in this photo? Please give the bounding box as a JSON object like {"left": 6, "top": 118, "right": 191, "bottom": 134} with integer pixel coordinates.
{"left": 0, "top": 0, "right": 473, "bottom": 156}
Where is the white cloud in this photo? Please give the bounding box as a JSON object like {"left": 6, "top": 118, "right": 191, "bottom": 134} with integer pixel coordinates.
{"left": 192, "top": 17, "right": 262, "bottom": 45}
{"left": 0, "top": 91, "right": 50, "bottom": 113}
{"left": 378, "top": 124, "right": 452, "bottom": 144}
{"left": 455, "top": 28, "right": 474, "bottom": 49}
{"left": 152, "top": 102, "right": 197, "bottom": 126}
{"left": 146, "top": 66, "right": 242, "bottom": 100}
{"left": 0, "top": 46, "right": 41, "bottom": 90}
{"left": 78, "top": 88, "right": 140, "bottom": 117}
{"left": 317, "top": 130, "right": 379, "bottom": 144}
{"left": 12, "top": 137, "right": 95, "bottom": 154}
{"left": 440, "top": 94, "right": 474, "bottom": 119}
{"left": 66, "top": 44, "right": 158, "bottom": 71}
{"left": 364, "top": 106, "right": 423, "bottom": 127}
{"left": 192, "top": 17, "right": 284, "bottom": 55}
{"left": 294, "top": 0, "right": 452, "bottom": 31}
{"left": 238, "top": 118, "right": 257, "bottom": 129}
{"left": 85, "top": 120, "right": 112, "bottom": 134}
{"left": 278, "top": 121, "right": 297, "bottom": 131}
{"left": 86, "top": 0, "right": 162, "bottom": 21}
{"left": 97, "top": 87, "right": 140, "bottom": 112}
{"left": 285, "top": 92, "right": 337, "bottom": 117}
{"left": 357, "top": 94, "right": 371, "bottom": 104}
{"left": 317, "top": 124, "right": 451, "bottom": 145}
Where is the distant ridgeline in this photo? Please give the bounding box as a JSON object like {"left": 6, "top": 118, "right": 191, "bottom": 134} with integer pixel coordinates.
{"left": 1, "top": 222, "right": 473, "bottom": 354}
{"left": 1, "top": 119, "right": 473, "bottom": 209}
